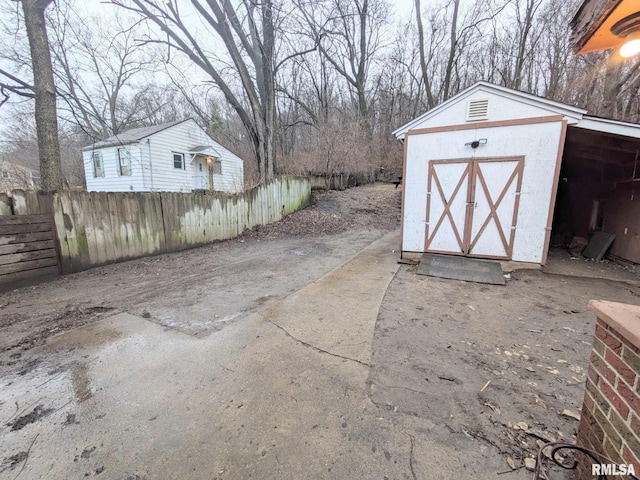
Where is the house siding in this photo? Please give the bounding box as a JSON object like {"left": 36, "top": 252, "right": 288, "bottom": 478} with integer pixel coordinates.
{"left": 83, "top": 145, "right": 146, "bottom": 192}
{"left": 143, "top": 119, "right": 243, "bottom": 193}
{"left": 84, "top": 119, "right": 244, "bottom": 193}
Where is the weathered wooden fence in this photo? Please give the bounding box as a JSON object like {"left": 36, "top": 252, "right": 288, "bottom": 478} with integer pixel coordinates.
{"left": 308, "top": 172, "right": 377, "bottom": 190}
{"left": 1, "top": 176, "right": 311, "bottom": 279}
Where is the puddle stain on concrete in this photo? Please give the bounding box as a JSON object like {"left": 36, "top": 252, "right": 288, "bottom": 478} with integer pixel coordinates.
{"left": 46, "top": 324, "right": 123, "bottom": 352}
{"left": 71, "top": 364, "right": 92, "bottom": 403}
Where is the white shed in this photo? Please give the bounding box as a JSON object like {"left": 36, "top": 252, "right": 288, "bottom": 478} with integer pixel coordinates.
{"left": 394, "top": 81, "right": 640, "bottom": 265}
{"left": 82, "top": 119, "right": 244, "bottom": 194}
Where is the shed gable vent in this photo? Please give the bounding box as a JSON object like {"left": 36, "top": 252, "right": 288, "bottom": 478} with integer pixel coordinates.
{"left": 466, "top": 99, "right": 490, "bottom": 121}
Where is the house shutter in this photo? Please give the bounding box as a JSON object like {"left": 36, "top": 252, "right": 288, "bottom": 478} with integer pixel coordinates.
{"left": 92, "top": 151, "right": 104, "bottom": 178}
{"left": 117, "top": 148, "right": 132, "bottom": 176}
{"left": 124, "top": 149, "right": 131, "bottom": 175}
{"left": 466, "top": 99, "right": 490, "bottom": 121}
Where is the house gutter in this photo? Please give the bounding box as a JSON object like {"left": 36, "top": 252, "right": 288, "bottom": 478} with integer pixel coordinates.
{"left": 146, "top": 138, "right": 154, "bottom": 191}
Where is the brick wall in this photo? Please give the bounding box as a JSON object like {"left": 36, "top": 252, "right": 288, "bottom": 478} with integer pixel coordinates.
{"left": 576, "top": 300, "right": 640, "bottom": 478}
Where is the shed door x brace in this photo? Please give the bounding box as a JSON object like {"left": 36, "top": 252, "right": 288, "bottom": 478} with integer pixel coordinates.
{"left": 425, "top": 157, "right": 524, "bottom": 260}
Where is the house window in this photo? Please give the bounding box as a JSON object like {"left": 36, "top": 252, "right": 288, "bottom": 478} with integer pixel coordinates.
{"left": 173, "top": 152, "right": 184, "bottom": 169}
{"left": 199, "top": 163, "right": 203, "bottom": 172}
{"left": 2, "top": 171, "right": 8, "bottom": 178}
{"left": 92, "top": 151, "right": 104, "bottom": 177}
{"left": 117, "top": 147, "right": 132, "bottom": 176}
{"left": 212, "top": 159, "right": 222, "bottom": 175}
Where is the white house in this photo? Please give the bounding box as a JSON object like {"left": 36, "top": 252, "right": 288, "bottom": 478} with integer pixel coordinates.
{"left": 82, "top": 119, "right": 244, "bottom": 193}
{"left": 0, "top": 160, "right": 38, "bottom": 192}
{"left": 394, "top": 81, "right": 640, "bottom": 265}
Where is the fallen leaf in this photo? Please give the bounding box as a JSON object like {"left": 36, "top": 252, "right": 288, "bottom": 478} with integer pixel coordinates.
{"left": 557, "top": 359, "right": 568, "bottom": 364}
{"left": 524, "top": 458, "right": 536, "bottom": 471}
{"left": 535, "top": 397, "right": 548, "bottom": 409}
{"left": 513, "top": 421, "right": 529, "bottom": 431}
{"left": 526, "top": 367, "right": 536, "bottom": 372}
{"left": 561, "top": 409, "right": 581, "bottom": 421}
{"left": 480, "top": 380, "right": 491, "bottom": 392}
{"left": 484, "top": 402, "right": 501, "bottom": 414}
{"left": 547, "top": 369, "right": 560, "bottom": 375}
{"left": 506, "top": 457, "right": 516, "bottom": 470}
{"left": 526, "top": 428, "right": 556, "bottom": 443}
{"left": 504, "top": 350, "right": 513, "bottom": 356}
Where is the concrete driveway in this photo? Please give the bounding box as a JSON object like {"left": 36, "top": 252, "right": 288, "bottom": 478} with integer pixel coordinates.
{"left": 0, "top": 231, "right": 518, "bottom": 479}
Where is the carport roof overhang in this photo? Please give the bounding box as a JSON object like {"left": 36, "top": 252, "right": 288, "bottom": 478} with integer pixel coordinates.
{"left": 564, "top": 119, "right": 640, "bottom": 176}
{"left": 567, "top": 116, "right": 640, "bottom": 173}
{"left": 573, "top": 115, "right": 640, "bottom": 139}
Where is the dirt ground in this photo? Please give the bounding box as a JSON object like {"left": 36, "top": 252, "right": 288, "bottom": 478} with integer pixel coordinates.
{"left": 2, "top": 182, "right": 640, "bottom": 477}
{"left": 0, "top": 184, "right": 400, "bottom": 367}
{"left": 370, "top": 265, "right": 640, "bottom": 474}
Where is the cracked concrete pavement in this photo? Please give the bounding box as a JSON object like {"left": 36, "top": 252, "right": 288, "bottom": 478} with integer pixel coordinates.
{"left": 0, "top": 231, "right": 523, "bottom": 479}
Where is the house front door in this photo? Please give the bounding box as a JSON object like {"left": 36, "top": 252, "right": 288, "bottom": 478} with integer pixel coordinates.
{"left": 425, "top": 157, "right": 524, "bottom": 260}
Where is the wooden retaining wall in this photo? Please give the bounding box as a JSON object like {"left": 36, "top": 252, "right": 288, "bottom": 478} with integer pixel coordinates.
{"left": 0, "top": 214, "right": 59, "bottom": 291}
{"left": 2, "top": 176, "right": 311, "bottom": 278}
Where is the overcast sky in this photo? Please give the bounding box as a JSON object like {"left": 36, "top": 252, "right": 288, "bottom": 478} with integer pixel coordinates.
{"left": 0, "top": 0, "right": 417, "bottom": 143}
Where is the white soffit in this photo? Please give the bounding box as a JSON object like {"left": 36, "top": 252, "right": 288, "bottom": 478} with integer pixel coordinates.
{"left": 574, "top": 116, "right": 640, "bottom": 139}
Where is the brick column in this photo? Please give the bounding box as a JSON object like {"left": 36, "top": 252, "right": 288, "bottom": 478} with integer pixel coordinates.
{"left": 576, "top": 301, "right": 640, "bottom": 478}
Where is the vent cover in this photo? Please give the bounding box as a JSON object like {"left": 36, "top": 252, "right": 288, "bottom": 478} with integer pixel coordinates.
{"left": 466, "top": 99, "right": 490, "bottom": 121}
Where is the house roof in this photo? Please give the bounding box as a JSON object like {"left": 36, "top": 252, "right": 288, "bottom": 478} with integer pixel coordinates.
{"left": 188, "top": 145, "right": 222, "bottom": 156}
{"left": 82, "top": 119, "right": 189, "bottom": 151}
{"left": 570, "top": 0, "right": 637, "bottom": 54}
{"left": 187, "top": 145, "right": 222, "bottom": 163}
{"left": 393, "top": 81, "right": 640, "bottom": 141}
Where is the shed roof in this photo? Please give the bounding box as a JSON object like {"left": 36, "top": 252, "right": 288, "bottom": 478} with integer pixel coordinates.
{"left": 393, "top": 81, "right": 640, "bottom": 141}
{"left": 82, "top": 119, "right": 189, "bottom": 151}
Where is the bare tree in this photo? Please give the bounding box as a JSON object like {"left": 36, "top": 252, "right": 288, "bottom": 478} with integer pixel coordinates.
{"left": 1, "top": 0, "right": 64, "bottom": 190}
{"left": 50, "top": 5, "right": 163, "bottom": 139}
{"left": 1, "top": 105, "right": 87, "bottom": 187}
{"left": 110, "top": 0, "right": 288, "bottom": 182}
{"left": 414, "top": 0, "right": 436, "bottom": 108}
{"left": 298, "top": 0, "right": 388, "bottom": 138}
{"left": 414, "top": 0, "right": 508, "bottom": 106}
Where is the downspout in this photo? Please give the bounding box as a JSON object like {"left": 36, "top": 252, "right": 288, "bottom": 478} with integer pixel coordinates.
{"left": 146, "top": 139, "right": 154, "bottom": 191}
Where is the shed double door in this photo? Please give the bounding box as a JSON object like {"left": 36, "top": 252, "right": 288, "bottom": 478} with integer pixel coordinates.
{"left": 425, "top": 157, "right": 524, "bottom": 260}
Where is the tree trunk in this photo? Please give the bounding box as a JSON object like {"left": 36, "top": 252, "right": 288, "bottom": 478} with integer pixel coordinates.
{"left": 262, "top": 0, "right": 277, "bottom": 180}
{"left": 22, "top": 0, "right": 63, "bottom": 191}
{"left": 442, "top": 0, "right": 459, "bottom": 101}
{"left": 414, "top": 0, "right": 436, "bottom": 109}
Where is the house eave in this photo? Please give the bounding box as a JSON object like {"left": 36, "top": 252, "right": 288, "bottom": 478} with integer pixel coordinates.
{"left": 82, "top": 140, "right": 140, "bottom": 152}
